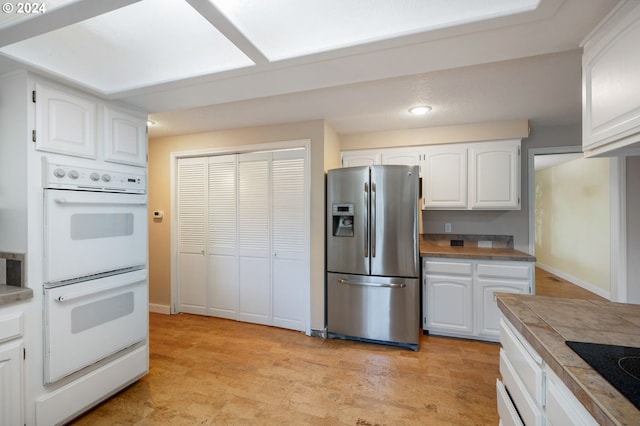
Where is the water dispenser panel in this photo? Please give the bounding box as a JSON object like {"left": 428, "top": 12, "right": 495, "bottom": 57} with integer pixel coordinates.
{"left": 332, "top": 203, "right": 354, "bottom": 237}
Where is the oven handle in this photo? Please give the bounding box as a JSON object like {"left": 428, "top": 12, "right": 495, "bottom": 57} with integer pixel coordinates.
{"left": 55, "top": 274, "right": 146, "bottom": 303}
{"left": 54, "top": 198, "right": 147, "bottom": 206}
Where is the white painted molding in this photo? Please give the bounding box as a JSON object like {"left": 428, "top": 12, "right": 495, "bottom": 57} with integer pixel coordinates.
{"left": 149, "top": 304, "right": 171, "bottom": 315}
{"left": 609, "top": 157, "right": 627, "bottom": 303}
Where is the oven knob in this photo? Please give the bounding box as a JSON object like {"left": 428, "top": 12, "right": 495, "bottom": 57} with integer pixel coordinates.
{"left": 68, "top": 170, "right": 79, "bottom": 179}
{"left": 53, "top": 168, "right": 65, "bottom": 178}
{"left": 102, "top": 174, "right": 111, "bottom": 182}
{"left": 89, "top": 172, "right": 100, "bottom": 181}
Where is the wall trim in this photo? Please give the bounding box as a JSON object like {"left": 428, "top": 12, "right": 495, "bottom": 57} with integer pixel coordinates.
{"left": 149, "top": 304, "right": 171, "bottom": 314}
{"left": 610, "top": 157, "right": 627, "bottom": 302}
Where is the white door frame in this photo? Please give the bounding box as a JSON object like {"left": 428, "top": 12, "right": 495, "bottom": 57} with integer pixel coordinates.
{"left": 527, "top": 146, "right": 627, "bottom": 302}
{"left": 170, "top": 139, "right": 312, "bottom": 334}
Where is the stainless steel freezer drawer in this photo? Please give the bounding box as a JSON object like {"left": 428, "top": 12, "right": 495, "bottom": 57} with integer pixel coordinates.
{"left": 327, "top": 272, "right": 420, "bottom": 348}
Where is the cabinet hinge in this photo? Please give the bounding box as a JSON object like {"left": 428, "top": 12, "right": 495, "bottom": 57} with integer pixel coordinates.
{"left": 32, "top": 130, "right": 36, "bottom": 143}
{"left": 23, "top": 348, "right": 26, "bottom": 360}
{"left": 32, "top": 90, "right": 36, "bottom": 103}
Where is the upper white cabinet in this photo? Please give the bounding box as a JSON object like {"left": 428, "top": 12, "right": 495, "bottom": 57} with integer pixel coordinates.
{"left": 104, "top": 105, "right": 148, "bottom": 166}
{"left": 342, "top": 147, "right": 423, "bottom": 175}
{"left": 422, "top": 139, "right": 520, "bottom": 210}
{"left": 341, "top": 150, "right": 380, "bottom": 167}
{"left": 582, "top": 1, "right": 640, "bottom": 157}
{"left": 469, "top": 140, "right": 520, "bottom": 209}
{"left": 422, "top": 144, "right": 468, "bottom": 209}
{"left": 34, "top": 82, "right": 97, "bottom": 159}
{"left": 33, "top": 79, "right": 148, "bottom": 166}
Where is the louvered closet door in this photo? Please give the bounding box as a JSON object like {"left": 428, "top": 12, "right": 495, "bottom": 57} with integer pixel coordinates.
{"left": 208, "top": 155, "right": 238, "bottom": 319}
{"left": 271, "top": 150, "right": 307, "bottom": 331}
{"left": 238, "top": 152, "right": 271, "bottom": 325}
{"left": 177, "top": 157, "right": 207, "bottom": 315}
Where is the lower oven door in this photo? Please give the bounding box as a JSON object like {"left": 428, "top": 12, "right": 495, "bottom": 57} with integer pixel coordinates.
{"left": 44, "top": 269, "right": 148, "bottom": 384}
{"left": 44, "top": 189, "right": 147, "bottom": 283}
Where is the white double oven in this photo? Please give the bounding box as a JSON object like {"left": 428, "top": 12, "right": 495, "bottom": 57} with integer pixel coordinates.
{"left": 42, "top": 160, "right": 148, "bottom": 384}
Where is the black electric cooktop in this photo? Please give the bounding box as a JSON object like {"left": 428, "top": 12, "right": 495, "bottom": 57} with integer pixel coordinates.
{"left": 566, "top": 341, "right": 640, "bottom": 410}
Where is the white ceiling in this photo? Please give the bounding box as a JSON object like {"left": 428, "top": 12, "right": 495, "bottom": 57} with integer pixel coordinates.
{"left": 0, "top": 0, "right": 621, "bottom": 139}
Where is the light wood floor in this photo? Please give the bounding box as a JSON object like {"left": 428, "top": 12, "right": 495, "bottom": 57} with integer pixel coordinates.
{"left": 69, "top": 267, "right": 601, "bottom": 425}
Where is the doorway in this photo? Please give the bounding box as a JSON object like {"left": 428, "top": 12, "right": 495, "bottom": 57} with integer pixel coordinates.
{"left": 527, "top": 146, "right": 623, "bottom": 301}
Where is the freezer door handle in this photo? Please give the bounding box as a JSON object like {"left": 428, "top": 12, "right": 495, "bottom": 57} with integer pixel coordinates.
{"left": 364, "top": 181, "right": 369, "bottom": 258}
{"left": 338, "top": 278, "right": 406, "bottom": 288}
{"left": 371, "top": 181, "right": 376, "bottom": 257}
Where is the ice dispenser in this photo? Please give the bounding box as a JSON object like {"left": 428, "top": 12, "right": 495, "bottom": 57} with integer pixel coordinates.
{"left": 332, "top": 203, "right": 354, "bottom": 237}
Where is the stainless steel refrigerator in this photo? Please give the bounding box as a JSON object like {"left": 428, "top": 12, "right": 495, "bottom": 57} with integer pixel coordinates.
{"left": 326, "top": 165, "right": 420, "bottom": 350}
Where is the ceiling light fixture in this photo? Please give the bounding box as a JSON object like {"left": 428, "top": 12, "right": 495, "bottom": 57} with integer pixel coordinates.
{"left": 147, "top": 119, "right": 156, "bottom": 127}
{"left": 409, "top": 105, "right": 432, "bottom": 115}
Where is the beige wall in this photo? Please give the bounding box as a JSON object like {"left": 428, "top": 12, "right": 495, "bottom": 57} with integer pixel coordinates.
{"left": 148, "top": 120, "right": 338, "bottom": 331}
{"left": 534, "top": 157, "right": 611, "bottom": 295}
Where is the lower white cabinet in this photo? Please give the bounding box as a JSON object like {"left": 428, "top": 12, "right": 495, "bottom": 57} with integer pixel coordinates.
{"left": 497, "top": 316, "right": 598, "bottom": 426}
{"left": 0, "top": 312, "right": 24, "bottom": 426}
{"left": 423, "top": 257, "right": 533, "bottom": 341}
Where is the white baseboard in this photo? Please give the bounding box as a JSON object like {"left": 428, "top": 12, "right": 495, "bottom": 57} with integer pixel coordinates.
{"left": 148, "top": 303, "right": 171, "bottom": 314}
{"left": 536, "top": 262, "right": 610, "bottom": 300}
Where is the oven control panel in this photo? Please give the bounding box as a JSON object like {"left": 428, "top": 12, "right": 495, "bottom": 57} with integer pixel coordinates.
{"left": 43, "top": 162, "right": 146, "bottom": 193}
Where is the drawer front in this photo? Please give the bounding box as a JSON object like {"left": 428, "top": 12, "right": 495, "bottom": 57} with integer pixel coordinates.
{"left": 499, "top": 319, "right": 543, "bottom": 402}
{"left": 477, "top": 263, "right": 531, "bottom": 280}
{"left": 425, "top": 260, "right": 473, "bottom": 275}
{"left": 0, "top": 312, "right": 23, "bottom": 343}
{"left": 496, "top": 378, "right": 524, "bottom": 426}
{"left": 500, "top": 349, "right": 543, "bottom": 426}
{"left": 546, "top": 368, "right": 599, "bottom": 426}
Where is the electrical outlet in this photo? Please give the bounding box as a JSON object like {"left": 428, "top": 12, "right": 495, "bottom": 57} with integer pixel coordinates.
{"left": 445, "top": 223, "right": 452, "bottom": 233}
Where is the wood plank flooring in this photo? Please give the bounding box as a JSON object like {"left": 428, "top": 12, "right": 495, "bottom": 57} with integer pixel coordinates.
{"left": 69, "top": 267, "right": 602, "bottom": 425}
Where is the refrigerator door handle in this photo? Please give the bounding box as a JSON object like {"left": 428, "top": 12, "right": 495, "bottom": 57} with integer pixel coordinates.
{"left": 364, "top": 181, "right": 369, "bottom": 258}
{"left": 338, "top": 279, "right": 406, "bottom": 288}
{"left": 371, "top": 181, "right": 376, "bottom": 257}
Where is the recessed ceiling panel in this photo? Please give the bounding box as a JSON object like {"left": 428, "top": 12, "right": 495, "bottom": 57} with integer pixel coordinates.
{"left": 211, "top": 0, "right": 540, "bottom": 61}
{"left": 0, "top": 0, "right": 254, "bottom": 93}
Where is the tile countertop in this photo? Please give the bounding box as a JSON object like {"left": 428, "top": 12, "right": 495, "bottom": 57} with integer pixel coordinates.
{"left": 419, "top": 239, "right": 536, "bottom": 262}
{"left": 0, "top": 284, "right": 33, "bottom": 305}
{"left": 496, "top": 293, "right": 640, "bottom": 426}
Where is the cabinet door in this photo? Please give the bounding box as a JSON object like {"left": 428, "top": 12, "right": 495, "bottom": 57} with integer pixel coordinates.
{"left": 341, "top": 150, "right": 380, "bottom": 167}
{"left": 469, "top": 140, "right": 520, "bottom": 210}
{"left": 476, "top": 279, "right": 529, "bottom": 339}
{"left": 177, "top": 157, "right": 208, "bottom": 315}
{"left": 35, "top": 82, "right": 96, "bottom": 158}
{"left": 271, "top": 150, "right": 307, "bottom": 332}
{"left": 207, "top": 155, "right": 238, "bottom": 320}
{"left": 422, "top": 145, "right": 468, "bottom": 209}
{"left": 0, "top": 340, "right": 23, "bottom": 426}
{"left": 104, "top": 106, "right": 148, "bottom": 166}
{"left": 426, "top": 274, "right": 473, "bottom": 335}
{"left": 582, "top": 2, "right": 640, "bottom": 155}
{"left": 238, "top": 152, "right": 271, "bottom": 326}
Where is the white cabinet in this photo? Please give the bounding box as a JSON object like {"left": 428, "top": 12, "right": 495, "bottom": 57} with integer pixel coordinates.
{"left": 104, "top": 105, "right": 148, "bottom": 166}
{"left": 34, "top": 82, "right": 97, "bottom": 159}
{"left": 497, "top": 317, "right": 598, "bottom": 426}
{"left": 475, "top": 262, "right": 531, "bottom": 339}
{"left": 421, "top": 144, "right": 468, "bottom": 209}
{"left": 424, "top": 260, "right": 473, "bottom": 335}
{"left": 582, "top": 1, "right": 640, "bottom": 157}
{"left": 423, "top": 257, "right": 533, "bottom": 342}
{"left": 341, "top": 150, "right": 380, "bottom": 167}
{"left": 0, "top": 312, "right": 25, "bottom": 426}
{"left": 469, "top": 140, "right": 520, "bottom": 209}
{"left": 421, "top": 139, "right": 520, "bottom": 210}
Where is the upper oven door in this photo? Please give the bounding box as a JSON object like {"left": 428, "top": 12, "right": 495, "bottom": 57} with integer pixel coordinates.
{"left": 44, "top": 189, "right": 148, "bottom": 284}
